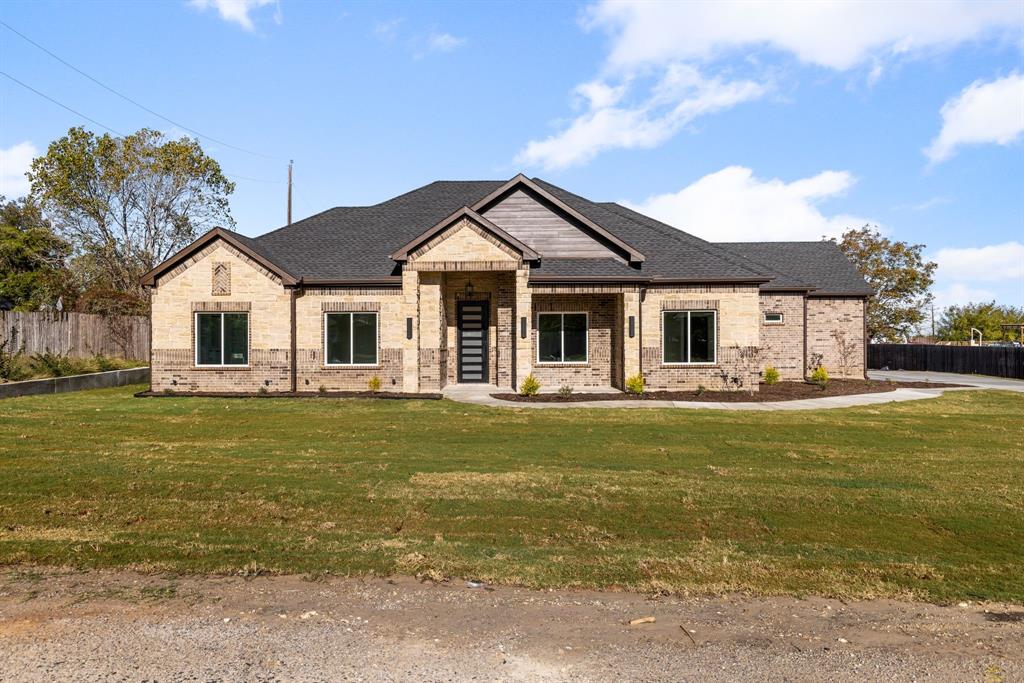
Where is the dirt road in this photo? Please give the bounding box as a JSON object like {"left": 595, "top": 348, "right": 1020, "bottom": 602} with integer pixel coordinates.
{"left": 1, "top": 570, "right": 1020, "bottom": 681}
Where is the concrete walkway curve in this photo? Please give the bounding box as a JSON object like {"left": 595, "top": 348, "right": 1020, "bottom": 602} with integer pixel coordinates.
{"left": 443, "top": 383, "right": 969, "bottom": 411}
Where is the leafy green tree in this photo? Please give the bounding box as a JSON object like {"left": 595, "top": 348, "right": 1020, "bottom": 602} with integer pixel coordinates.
{"left": 28, "top": 127, "right": 234, "bottom": 310}
{"left": 0, "top": 195, "right": 74, "bottom": 311}
{"left": 832, "top": 226, "right": 937, "bottom": 342}
{"left": 937, "top": 302, "right": 1024, "bottom": 342}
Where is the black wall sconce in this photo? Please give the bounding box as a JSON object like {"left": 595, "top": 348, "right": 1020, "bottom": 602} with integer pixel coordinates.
{"left": 520, "top": 316, "right": 527, "bottom": 339}
{"left": 628, "top": 315, "right": 635, "bottom": 338}
{"left": 463, "top": 280, "right": 475, "bottom": 298}
{"left": 406, "top": 317, "right": 413, "bottom": 340}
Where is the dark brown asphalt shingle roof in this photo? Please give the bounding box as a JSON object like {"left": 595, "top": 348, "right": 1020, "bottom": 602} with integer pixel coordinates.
{"left": 239, "top": 177, "right": 870, "bottom": 295}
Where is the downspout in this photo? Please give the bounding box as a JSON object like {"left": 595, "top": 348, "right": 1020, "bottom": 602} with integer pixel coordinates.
{"left": 638, "top": 286, "right": 646, "bottom": 380}
{"left": 290, "top": 280, "right": 305, "bottom": 393}
{"left": 862, "top": 298, "right": 868, "bottom": 379}
{"left": 802, "top": 294, "right": 808, "bottom": 381}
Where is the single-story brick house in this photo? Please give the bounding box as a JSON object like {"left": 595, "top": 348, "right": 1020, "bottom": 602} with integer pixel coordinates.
{"left": 141, "top": 174, "right": 872, "bottom": 394}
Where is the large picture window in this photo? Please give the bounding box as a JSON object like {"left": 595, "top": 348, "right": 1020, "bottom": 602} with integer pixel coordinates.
{"left": 325, "top": 312, "right": 378, "bottom": 365}
{"left": 537, "top": 312, "right": 588, "bottom": 363}
{"left": 195, "top": 312, "right": 249, "bottom": 366}
{"left": 663, "top": 310, "right": 716, "bottom": 364}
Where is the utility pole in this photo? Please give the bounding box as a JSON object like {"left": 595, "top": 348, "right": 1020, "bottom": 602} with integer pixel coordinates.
{"left": 287, "top": 159, "right": 293, "bottom": 225}
{"left": 930, "top": 302, "right": 935, "bottom": 338}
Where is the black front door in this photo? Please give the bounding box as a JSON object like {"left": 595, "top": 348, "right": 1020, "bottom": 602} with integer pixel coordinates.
{"left": 457, "top": 300, "right": 489, "bottom": 383}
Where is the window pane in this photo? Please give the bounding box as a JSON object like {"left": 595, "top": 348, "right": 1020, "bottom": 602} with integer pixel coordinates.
{"left": 352, "top": 313, "right": 377, "bottom": 364}
{"left": 538, "top": 314, "right": 562, "bottom": 362}
{"left": 562, "top": 313, "right": 587, "bottom": 362}
{"left": 663, "top": 312, "right": 687, "bottom": 363}
{"left": 223, "top": 313, "right": 248, "bottom": 365}
{"left": 326, "top": 314, "right": 351, "bottom": 364}
{"left": 197, "top": 313, "right": 222, "bottom": 365}
{"left": 689, "top": 312, "right": 715, "bottom": 362}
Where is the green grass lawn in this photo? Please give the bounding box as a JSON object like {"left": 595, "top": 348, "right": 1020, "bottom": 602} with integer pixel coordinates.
{"left": 1, "top": 386, "right": 1022, "bottom": 603}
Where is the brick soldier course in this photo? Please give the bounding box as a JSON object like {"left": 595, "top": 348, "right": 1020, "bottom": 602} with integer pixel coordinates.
{"left": 142, "top": 175, "right": 872, "bottom": 395}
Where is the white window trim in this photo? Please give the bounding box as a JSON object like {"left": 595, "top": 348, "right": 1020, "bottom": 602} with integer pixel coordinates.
{"left": 194, "top": 311, "right": 250, "bottom": 368}
{"left": 536, "top": 311, "right": 589, "bottom": 365}
{"left": 764, "top": 312, "right": 784, "bottom": 324}
{"left": 323, "top": 311, "right": 379, "bottom": 367}
{"left": 661, "top": 310, "right": 717, "bottom": 365}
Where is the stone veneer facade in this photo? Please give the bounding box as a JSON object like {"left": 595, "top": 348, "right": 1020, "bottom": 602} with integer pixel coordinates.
{"left": 148, "top": 227, "right": 866, "bottom": 394}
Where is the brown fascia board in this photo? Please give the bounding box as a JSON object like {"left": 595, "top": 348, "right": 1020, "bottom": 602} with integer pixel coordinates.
{"left": 530, "top": 275, "right": 773, "bottom": 285}
{"left": 390, "top": 206, "right": 540, "bottom": 261}
{"left": 807, "top": 291, "right": 872, "bottom": 298}
{"left": 139, "top": 227, "right": 297, "bottom": 287}
{"left": 298, "top": 278, "right": 402, "bottom": 287}
{"left": 471, "top": 174, "right": 647, "bottom": 263}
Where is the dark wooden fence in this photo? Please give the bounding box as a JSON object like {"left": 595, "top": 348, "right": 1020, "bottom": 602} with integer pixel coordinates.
{"left": 869, "top": 343, "right": 1024, "bottom": 379}
{"left": 0, "top": 311, "right": 149, "bottom": 360}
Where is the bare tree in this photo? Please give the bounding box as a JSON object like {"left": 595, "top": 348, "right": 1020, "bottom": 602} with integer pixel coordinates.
{"left": 731, "top": 344, "right": 768, "bottom": 395}
{"left": 831, "top": 329, "right": 858, "bottom": 378}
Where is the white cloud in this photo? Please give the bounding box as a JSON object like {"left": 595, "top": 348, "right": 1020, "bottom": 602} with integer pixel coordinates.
{"left": 426, "top": 32, "right": 466, "bottom": 54}
{"left": 189, "top": 0, "right": 280, "bottom": 32}
{"left": 624, "top": 166, "right": 872, "bottom": 241}
{"left": 584, "top": 0, "right": 1022, "bottom": 73}
{"left": 924, "top": 73, "right": 1024, "bottom": 163}
{"left": 932, "top": 241, "right": 1024, "bottom": 282}
{"left": 0, "top": 141, "right": 37, "bottom": 198}
{"left": 516, "top": 65, "right": 767, "bottom": 170}
{"left": 373, "top": 18, "right": 404, "bottom": 43}
{"left": 932, "top": 283, "right": 997, "bottom": 310}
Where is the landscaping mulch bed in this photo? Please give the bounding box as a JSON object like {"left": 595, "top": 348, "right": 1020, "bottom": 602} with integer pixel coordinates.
{"left": 135, "top": 390, "right": 441, "bottom": 400}
{"left": 492, "top": 379, "right": 964, "bottom": 403}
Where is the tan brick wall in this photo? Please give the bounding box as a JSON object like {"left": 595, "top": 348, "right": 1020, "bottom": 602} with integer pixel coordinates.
{"left": 410, "top": 217, "right": 519, "bottom": 265}
{"left": 639, "top": 284, "right": 761, "bottom": 391}
{"left": 759, "top": 292, "right": 806, "bottom": 380}
{"left": 529, "top": 294, "right": 618, "bottom": 390}
{"left": 150, "top": 241, "right": 290, "bottom": 392}
{"left": 294, "top": 286, "right": 405, "bottom": 392}
{"left": 807, "top": 297, "right": 866, "bottom": 378}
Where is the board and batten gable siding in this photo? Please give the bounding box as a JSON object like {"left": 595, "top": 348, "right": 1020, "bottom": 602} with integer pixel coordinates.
{"left": 481, "top": 188, "right": 620, "bottom": 259}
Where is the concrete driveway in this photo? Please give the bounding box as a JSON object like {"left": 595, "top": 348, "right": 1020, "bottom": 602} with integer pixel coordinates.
{"left": 868, "top": 370, "right": 1024, "bottom": 393}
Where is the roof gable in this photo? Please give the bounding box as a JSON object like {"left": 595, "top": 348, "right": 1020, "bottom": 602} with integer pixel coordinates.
{"left": 472, "top": 175, "right": 645, "bottom": 263}
{"left": 390, "top": 206, "right": 539, "bottom": 262}
{"left": 140, "top": 227, "right": 297, "bottom": 287}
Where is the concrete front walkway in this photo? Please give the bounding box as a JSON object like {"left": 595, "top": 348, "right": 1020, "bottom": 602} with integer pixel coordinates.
{"left": 442, "top": 382, "right": 965, "bottom": 411}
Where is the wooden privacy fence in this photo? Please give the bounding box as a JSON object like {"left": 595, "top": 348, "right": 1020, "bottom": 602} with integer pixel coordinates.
{"left": 869, "top": 343, "right": 1024, "bottom": 380}
{"left": 0, "top": 311, "right": 149, "bottom": 360}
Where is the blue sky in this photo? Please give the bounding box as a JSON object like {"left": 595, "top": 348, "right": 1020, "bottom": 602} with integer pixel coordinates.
{"left": 1, "top": 0, "right": 1022, "bottom": 311}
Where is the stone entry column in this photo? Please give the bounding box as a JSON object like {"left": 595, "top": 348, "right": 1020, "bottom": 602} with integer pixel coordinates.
{"left": 417, "top": 272, "right": 444, "bottom": 392}
{"left": 623, "top": 289, "right": 641, "bottom": 382}
{"left": 513, "top": 267, "right": 532, "bottom": 390}
{"left": 401, "top": 270, "right": 419, "bottom": 393}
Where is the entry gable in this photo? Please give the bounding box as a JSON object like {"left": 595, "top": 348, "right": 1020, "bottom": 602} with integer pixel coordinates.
{"left": 391, "top": 207, "right": 539, "bottom": 266}
{"left": 472, "top": 174, "right": 645, "bottom": 263}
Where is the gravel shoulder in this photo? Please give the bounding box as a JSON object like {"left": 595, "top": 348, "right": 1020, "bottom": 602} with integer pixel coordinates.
{"left": 1, "top": 569, "right": 1021, "bottom": 682}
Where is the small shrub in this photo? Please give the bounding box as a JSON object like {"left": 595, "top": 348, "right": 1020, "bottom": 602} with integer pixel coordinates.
{"left": 625, "top": 373, "right": 645, "bottom": 395}
{"left": 368, "top": 375, "right": 382, "bottom": 393}
{"left": 763, "top": 366, "right": 780, "bottom": 385}
{"left": 29, "top": 351, "right": 74, "bottom": 378}
{"left": 519, "top": 374, "right": 541, "bottom": 397}
{"left": 695, "top": 384, "right": 707, "bottom": 396}
{"left": 257, "top": 385, "right": 269, "bottom": 395}
{"left": 318, "top": 384, "right": 327, "bottom": 395}
{"left": 0, "top": 329, "right": 28, "bottom": 382}
{"left": 557, "top": 384, "right": 573, "bottom": 398}
{"left": 91, "top": 354, "right": 119, "bottom": 372}
{"left": 810, "top": 366, "right": 829, "bottom": 387}
{"left": 162, "top": 388, "right": 175, "bottom": 395}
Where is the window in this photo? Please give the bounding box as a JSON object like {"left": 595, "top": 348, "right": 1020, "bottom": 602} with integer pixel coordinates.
{"left": 325, "top": 312, "right": 378, "bottom": 365}
{"left": 537, "top": 312, "right": 588, "bottom": 363}
{"left": 195, "top": 312, "right": 248, "bottom": 366}
{"left": 764, "top": 312, "right": 784, "bottom": 324}
{"left": 662, "top": 311, "right": 716, "bottom": 364}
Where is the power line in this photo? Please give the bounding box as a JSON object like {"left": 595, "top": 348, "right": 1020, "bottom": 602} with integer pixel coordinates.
{"left": 0, "top": 19, "right": 281, "bottom": 160}
{"left": 1, "top": 70, "right": 282, "bottom": 185}
{"left": 0, "top": 71, "right": 124, "bottom": 135}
